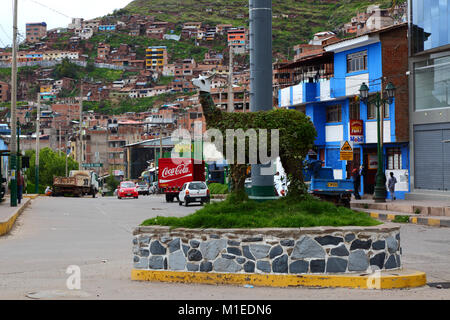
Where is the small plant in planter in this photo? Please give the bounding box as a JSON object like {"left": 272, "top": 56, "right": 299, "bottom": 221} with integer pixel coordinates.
{"left": 415, "top": 208, "right": 422, "bottom": 215}
{"left": 363, "top": 204, "right": 369, "bottom": 209}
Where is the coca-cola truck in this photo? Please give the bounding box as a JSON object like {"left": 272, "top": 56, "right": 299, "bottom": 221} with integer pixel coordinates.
{"left": 158, "top": 158, "right": 206, "bottom": 202}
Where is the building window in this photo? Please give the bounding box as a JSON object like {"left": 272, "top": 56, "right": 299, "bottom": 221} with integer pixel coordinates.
{"left": 383, "top": 102, "right": 390, "bottom": 119}
{"left": 347, "top": 50, "right": 367, "bottom": 73}
{"left": 387, "top": 148, "right": 402, "bottom": 170}
{"left": 414, "top": 56, "right": 450, "bottom": 111}
{"left": 326, "top": 105, "right": 342, "bottom": 123}
{"left": 349, "top": 100, "right": 360, "bottom": 120}
{"left": 367, "top": 102, "right": 376, "bottom": 120}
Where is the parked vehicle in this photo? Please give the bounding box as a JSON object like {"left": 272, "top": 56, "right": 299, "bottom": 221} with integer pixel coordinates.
{"left": 158, "top": 158, "right": 206, "bottom": 203}
{"left": 136, "top": 181, "right": 150, "bottom": 195}
{"left": 53, "top": 170, "right": 99, "bottom": 197}
{"left": 117, "top": 181, "right": 139, "bottom": 199}
{"left": 178, "top": 181, "right": 210, "bottom": 206}
{"left": 303, "top": 160, "right": 354, "bottom": 207}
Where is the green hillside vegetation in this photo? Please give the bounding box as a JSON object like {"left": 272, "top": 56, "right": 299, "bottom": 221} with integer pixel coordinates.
{"left": 87, "top": 33, "right": 216, "bottom": 63}
{"left": 123, "top": 0, "right": 404, "bottom": 57}
{"left": 83, "top": 91, "right": 195, "bottom": 115}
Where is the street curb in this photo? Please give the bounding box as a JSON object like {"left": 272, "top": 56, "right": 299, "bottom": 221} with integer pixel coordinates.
{"left": 24, "top": 195, "right": 40, "bottom": 199}
{"left": 131, "top": 269, "right": 427, "bottom": 289}
{"left": 0, "top": 198, "right": 32, "bottom": 236}
{"left": 368, "top": 212, "right": 449, "bottom": 228}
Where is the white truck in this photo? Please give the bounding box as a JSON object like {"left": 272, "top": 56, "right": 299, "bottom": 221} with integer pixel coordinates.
{"left": 53, "top": 170, "right": 99, "bottom": 197}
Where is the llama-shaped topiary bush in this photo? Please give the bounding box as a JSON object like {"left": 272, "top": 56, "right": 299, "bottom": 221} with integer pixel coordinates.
{"left": 192, "top": 75, "right": 317, "bottom": 200}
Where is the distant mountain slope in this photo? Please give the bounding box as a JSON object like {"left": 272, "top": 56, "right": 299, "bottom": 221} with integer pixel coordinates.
{"left": 123, "top": 0, "right": 400, "bottom": 57}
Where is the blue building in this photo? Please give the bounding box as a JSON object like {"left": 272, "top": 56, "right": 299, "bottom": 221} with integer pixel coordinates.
{"left": 278, "top": 24, "right": 410, "bottom": 199}
{"left": 408, "top": 0, "right": 450, "bottom": 199}
{"left": 99, "top": 25, "right": 116, "bottom": 32}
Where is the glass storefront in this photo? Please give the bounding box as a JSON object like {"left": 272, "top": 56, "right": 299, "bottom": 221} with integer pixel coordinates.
{"left": 414, "top": 55, "right": 450, "bottom": 110}
{"left": 412, "top": 0, "right": 450, "bottom": 54}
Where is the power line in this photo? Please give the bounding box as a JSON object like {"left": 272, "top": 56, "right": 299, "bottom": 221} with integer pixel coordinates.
{"left": 0, "top": 23, "right": 12, "bottom": 42}
{"left": 25, "top": 0, "right": 73, "bottom": 19}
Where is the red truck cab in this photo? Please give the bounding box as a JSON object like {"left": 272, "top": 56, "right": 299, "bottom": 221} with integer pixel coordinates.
{"left": 158, "top": 158, "right": 205, "bottom": 202}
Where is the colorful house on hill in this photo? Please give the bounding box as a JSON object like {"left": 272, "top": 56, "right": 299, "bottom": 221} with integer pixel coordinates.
{"left": 278, "top": 24, "right": 410, "bottom": 199}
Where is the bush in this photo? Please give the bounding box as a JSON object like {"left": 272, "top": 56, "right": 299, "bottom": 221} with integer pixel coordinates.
{"left": 208, "top": 183, "right": 228, "bottom": 195}
{"left": 392, "top": 215, "right": 410, "bottom": 224}
{"left": 141, "top": 196, "right": 381, "bottom": 229}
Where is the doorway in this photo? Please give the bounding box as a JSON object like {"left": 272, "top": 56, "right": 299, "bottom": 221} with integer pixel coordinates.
{"left": 363, "top": 148, "right": 378, "bottom": 195}
{"left": 346, "top": 148, "right": 361, "bottom": 179}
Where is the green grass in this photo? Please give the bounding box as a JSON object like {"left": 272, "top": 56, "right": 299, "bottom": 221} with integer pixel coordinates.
{"left": 141, "top": 196, "right": 382, "bottom": 229}
{"left": 208, "top": 183, "right": 229, "bottom": 195}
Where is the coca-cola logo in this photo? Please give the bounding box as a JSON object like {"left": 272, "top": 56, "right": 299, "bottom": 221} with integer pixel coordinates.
{"left": 161, "top": 164, "right": 189, "bottom": 178}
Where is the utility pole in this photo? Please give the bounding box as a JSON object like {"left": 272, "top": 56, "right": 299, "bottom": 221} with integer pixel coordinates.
{"left": 227, "top": 45, "right": 234, "bottom": 112}
{"left": 35, "top": 93, "right": 40, "bottom": 194}
{"left": 78, "top": 81, "right": 83, "bottom": 169}
{"left": 58, "top": 124, "right": 62, "bottom": 156}
{"left": 10, "top": 0, "right": 18, "bottom": 207}
{"left": 159, "top": 125, "right": 163, "bottom": 160}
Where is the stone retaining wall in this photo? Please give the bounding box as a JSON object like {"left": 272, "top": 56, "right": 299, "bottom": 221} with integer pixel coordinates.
{"left": 132, "top": 225, "right": 402, "bottom": 275}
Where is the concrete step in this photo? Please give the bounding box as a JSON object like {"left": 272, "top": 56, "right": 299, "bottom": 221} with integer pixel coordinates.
{"left": 406, "top": 191, "right": 450, "bottom": 201}
{"left": 351, "top": 201, "right": 450, "bottom": 217}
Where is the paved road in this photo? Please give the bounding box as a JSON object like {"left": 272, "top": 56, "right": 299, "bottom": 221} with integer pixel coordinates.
{"left": 0, "top": 196, "right": 449, "bottom": 300}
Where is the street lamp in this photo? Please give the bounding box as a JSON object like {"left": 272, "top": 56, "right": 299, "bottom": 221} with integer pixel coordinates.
{"left": 359, "top": 82, "right": 396, "bottom": 203}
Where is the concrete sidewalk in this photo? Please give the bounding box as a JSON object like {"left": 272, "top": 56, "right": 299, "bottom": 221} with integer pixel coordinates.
{"left": 351, "top": 199, "right": 450, "bottom": 216}
{"left": 0, "top": 197, "right": 32, "bottom": 236}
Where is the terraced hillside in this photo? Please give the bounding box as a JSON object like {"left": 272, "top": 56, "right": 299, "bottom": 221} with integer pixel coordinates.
{"left": 123, "top": 0, "right": 401, "bottom": 57}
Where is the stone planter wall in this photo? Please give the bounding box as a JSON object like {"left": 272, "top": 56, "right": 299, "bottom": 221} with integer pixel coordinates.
{"left": 132, "top": 225, "right": 401, "bottom": 275}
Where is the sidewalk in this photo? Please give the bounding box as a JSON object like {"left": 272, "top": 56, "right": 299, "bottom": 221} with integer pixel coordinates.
{"left": 351, "top": 199, "right": 450, "bottom": 228}
{"left": 0, "top": 197, "right": 32, "bottom": 236}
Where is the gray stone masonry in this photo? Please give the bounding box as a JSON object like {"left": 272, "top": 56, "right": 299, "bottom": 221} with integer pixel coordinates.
{"left": 133, "top": 225, "right": 401, "bottom": 275}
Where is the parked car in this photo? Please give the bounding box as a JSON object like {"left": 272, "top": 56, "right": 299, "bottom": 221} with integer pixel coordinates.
{"left": 136, "top": 181, "right": 150, "bottom": 195}
{"left": 178, "top": 181, "right": 210, "bottom": 206}
{"left": 117, "top": 181, "right": 139, "bottom": 199}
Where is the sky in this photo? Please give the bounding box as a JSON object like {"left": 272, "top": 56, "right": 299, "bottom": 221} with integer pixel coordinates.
{"left": 0, "top": 0, "right": 133, "bottom": 47}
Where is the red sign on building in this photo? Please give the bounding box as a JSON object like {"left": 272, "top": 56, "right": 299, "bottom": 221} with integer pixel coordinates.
{"left": 350, "top": 120, "right": 364, "bottom": 143}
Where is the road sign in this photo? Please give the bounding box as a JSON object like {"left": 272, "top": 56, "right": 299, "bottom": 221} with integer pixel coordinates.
{"left": 340, "top": 140, "right": 354, "bottom": 161}
{"left": 82, "top": 163, "right": 103, "bottom": 168}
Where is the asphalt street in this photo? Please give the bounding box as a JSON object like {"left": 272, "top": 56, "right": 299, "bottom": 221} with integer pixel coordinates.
{"left": 0, "top": 195, "right": 449, "bottom": 300}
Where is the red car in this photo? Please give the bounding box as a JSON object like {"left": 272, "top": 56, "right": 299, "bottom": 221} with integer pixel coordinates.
{"left": 117, "top": 181, "right": 139, "bottom": 199}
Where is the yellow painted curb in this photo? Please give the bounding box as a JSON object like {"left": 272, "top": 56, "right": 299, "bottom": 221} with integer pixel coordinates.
{"left": 411, "top": 217, "right": 418, "bottom": 224}
{"left": 370, "top": 212, "right": 379, "bottom": 219}
{"left": 131, "top": 269, "right": 427, "bottom": 290}
{"left": 0, "top": 199, "right": 31, "bottom": 236}
{"left": 428, "top": 218, "right": 440, "bottom": 227}
{"left": 387, "top": 214, "right": 396, "bottom": 221}
{"left": 24, "top": 195, "right": 39, "bottom": 199}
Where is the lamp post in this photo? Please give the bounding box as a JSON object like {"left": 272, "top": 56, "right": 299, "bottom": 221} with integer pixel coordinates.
{"left": 359, "top": 82, "right": 396, "bottom": 203}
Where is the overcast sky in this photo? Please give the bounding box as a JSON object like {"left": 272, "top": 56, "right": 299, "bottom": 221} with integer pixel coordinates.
{"left": 0, "top": 0, "right": 133, "bottom": 47}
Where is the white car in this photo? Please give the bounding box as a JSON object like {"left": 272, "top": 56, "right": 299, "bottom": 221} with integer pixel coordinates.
{"left": 178, "top": 181, "right": 210, "bottom": 206}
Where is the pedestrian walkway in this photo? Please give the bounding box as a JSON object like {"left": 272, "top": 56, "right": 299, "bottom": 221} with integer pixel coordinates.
{"left": 0, "top": 197, "right": 32, "bottom": 236}
{"left": 351, "top": 199, "right": 450, "bottom": 228}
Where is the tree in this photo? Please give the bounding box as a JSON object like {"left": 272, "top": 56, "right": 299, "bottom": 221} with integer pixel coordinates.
{"left": 24, "top": 148, "right": 79, "bottom": 194}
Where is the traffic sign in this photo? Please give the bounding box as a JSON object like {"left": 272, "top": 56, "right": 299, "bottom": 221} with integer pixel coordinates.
{"left": 340, "top": 140, "right": 354, "bottom": 161}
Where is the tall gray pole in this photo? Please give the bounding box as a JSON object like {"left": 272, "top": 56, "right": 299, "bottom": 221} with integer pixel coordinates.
{"left": 10, "top": 0, "right": 18, "bottom": 207}
{"left": 249, "top": 0, "right": 276, "bottom": 200}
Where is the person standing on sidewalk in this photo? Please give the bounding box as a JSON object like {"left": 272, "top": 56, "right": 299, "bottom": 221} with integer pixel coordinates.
{"left": 352, "top": 168, "right": 361, "bottom": 200}
{"left": 388, "top": 172, "right": 397, "bottom": 201}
